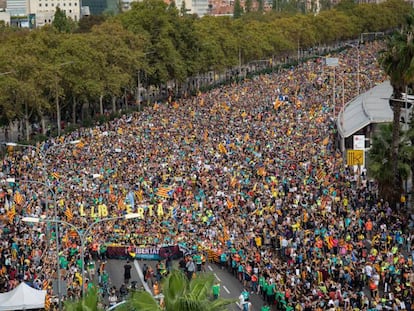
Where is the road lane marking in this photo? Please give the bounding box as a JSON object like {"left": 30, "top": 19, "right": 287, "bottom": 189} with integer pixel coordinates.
{"left": 208, "top": 265, "right": 213, "bottom": 271}
{"left": 223, "top": 285, "right": 230, "bottom": 294}
{"left": 133, "top": 260, "right": 152, "bottom": 295}
{"left": 214, "top": 273, "right": 221, "bottom": 282}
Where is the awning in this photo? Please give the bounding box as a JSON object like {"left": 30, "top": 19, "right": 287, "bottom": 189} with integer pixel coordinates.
{"left": 337, "top": 81, "right": 393, "bottom": 138}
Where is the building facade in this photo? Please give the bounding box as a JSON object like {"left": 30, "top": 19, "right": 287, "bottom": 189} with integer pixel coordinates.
{"left": 6, "top": 0, "right": 81, "bottom": 28}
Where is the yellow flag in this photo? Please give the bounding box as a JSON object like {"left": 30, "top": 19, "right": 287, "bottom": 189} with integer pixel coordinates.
{"left": 218, "top": 143, "right": 227, "bottom": 154}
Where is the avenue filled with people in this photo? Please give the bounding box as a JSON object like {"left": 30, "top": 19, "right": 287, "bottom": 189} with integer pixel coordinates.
{"left": 0, "top": 40, "right": 413, "bottom": 310}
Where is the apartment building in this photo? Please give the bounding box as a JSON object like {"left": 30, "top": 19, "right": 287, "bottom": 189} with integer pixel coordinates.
{"left": 5, "top": 0, "right": 82, "bottom": 27}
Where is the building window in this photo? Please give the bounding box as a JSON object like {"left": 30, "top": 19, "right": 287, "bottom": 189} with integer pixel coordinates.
{"left": 39, "top": 3, "right": 42, "bottom": 6}
{"left": 63, "top": 3, "right": 65, "bottom": 5}
{"left": 51, "top": 3, "right": 54, "bottom": 6}
{"left": 69, "top": 2, "right": 71, "bottom": 5}
{"left": 69, "top": 9, "right": 72, "bottom": 13}
{"left": 45, "top": 3, "right": 48, "bottom": 6}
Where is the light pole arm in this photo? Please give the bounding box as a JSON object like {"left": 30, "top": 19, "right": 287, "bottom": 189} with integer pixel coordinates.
{"left": 23, "top": 214, "right": 139, "bottom": 297}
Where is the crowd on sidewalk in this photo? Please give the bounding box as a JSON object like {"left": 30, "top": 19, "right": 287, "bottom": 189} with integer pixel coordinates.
{"left": 0, "top": 40, "right": 413, "bottom": 310}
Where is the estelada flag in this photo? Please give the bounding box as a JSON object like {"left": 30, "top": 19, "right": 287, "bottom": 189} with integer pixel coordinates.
{"left": 156, "top": 187, "right": 173, "bottom": 199}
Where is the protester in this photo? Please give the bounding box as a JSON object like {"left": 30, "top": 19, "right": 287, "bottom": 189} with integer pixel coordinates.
{"left": 0, "top": 40, "right": 413, "bottom": 311}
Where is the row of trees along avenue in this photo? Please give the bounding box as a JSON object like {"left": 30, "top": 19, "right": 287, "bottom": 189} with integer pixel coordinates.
{"left": 0, "top": 0, "right": 411, "bottom": 141}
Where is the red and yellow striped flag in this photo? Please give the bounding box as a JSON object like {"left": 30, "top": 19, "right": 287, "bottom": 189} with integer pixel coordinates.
{"left": 230, "top": 176, "right": 237, "bottom": 188}
{"left": 44, "top": 293, "right": 51, "bottom": 311}
{"left": 217, "top": 143, "right": 227, "bottom": 154}
{"left": 43, "top": 280, "right": 49, "bottom": 290}
{"left": 226, "top": 198, "right": 233, "bottom": 209}
{"left": 156, "top": 187, "right": 173, "bottom": 199}
{"left": 13, "top": 191, "right": 24, "bottom": 206}
{"left": 118, "top": 197, "right": 125, "bottom": 209}
{"left": 7, "top": 206, "right": 15, "bottom": 224}
{"left": 65, "top": 208, "right": 73, "bottom": 222}
{"left": 316, "top": 169, "right": 326, "bottom": 181}
{"left": 257, "top": 167, "right": 266, "bottom": 177}
{"left": 51, "top": 172, "right": 60, "bottom": 180}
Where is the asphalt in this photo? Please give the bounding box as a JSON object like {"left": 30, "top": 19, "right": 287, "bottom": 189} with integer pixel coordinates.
{"left": 106, "top": 258, "right": 268, "bottom": 311}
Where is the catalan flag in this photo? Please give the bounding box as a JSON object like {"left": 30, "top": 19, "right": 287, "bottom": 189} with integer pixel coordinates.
{"left": 7, "top": 206, "right": 15, "bottom": 224}
{"left": 51, "top": 172, "right": 60, "bottom": 180}
{"left": 118, "top": 197, "right": 125, "bottom": 209}
{"left": 13, "top": 191, "right": 24, "bottom": 206}
{"left": 44, "top": 294, "right": 51, "bottom": 311}
{"left": 217, "top": 143, "right": 227, "bottom": 154}
{"left": 65, "top": 208, "right": 74, "bottom": 222}
{"left": 43, "top": 279, "right": 49, "bottom": 290}
{"left": 257, "top": 167, "right": 266, "bottom": 177}
{"left": 226, "top": 198, "right": 233, "bottom": 209}
{"left": 230, "top": 176, "right": 237, "bottom": 188}
{"left": 316, "top": 169, "right": 326, "bottom": 181}
{"left": 156, "top": 187, "right": 174, "bottom": 199}
{"left": 274, "top": 98, "right": 283, "bottom": 110}
{"left": 76, "top": 140, "right": 85, "bottom": 148}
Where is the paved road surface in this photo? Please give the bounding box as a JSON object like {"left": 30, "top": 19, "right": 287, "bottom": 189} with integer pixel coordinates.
{"left": 106, "top": 258, "right": 267, "bottom": 311}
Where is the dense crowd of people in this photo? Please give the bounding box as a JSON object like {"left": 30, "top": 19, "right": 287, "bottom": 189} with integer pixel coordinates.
{"left": 0, "top": 40, "right": 413, "bottom": 311}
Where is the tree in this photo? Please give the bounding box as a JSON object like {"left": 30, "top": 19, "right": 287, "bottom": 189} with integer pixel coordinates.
{"left": 180, "top": 0, "right": 188, "bottom": 16}
{"left": 245, "top": 0, "right": 252, "bottom": 13}
{"left": 233, "top": 0, "right": 243, "bottom": 19}
{"left": 76, "top": 15, "right": 107, "bottom": 33}
{"left": 380, "top": 13, "right": 414, "bottom": 207}
{"left": 52, "top": 7, "right": 75, "bottom": 33}
{"left": 368, "top": 123, "right": 411, "bottom": 205}
{"left": 258, "top": 0, "right": 264, "bottom": 13}
{"left": 64, "top": 287, "right": 105, "bottom": 311}
{"left": 120, "top": 270, "right": 235, "bottom": 311}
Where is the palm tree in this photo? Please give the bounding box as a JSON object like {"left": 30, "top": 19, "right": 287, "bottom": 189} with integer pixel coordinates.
{"left": 380, "top": 13, "right": 414, "bottom": 207}
{"left": 368, "top": 123, "right": 411, "bottom": 204}
{"left": 64, "top": 287, "right": 105, "bottom": 311}
{"left": 120, "top": 270, "right": 235, "bottom": 311}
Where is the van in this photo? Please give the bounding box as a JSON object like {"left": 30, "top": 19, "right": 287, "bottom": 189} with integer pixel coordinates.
{"left": 389, "top": 93, "right": 413, "bottom": 125}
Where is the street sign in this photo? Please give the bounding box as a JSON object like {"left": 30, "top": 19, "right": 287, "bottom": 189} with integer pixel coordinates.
{"left": 347, "top": 149, "right": 364, "bottom": 166}
{"left": 353, "top": 135, "right": 365, "bottom": 150}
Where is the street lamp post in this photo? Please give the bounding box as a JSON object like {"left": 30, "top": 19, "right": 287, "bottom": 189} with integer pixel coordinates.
{"left": 2, "top": 140, "right": 79, "bottom": 311}
{"left": 22, "top": 213, "right": 141, "bottom": 297}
